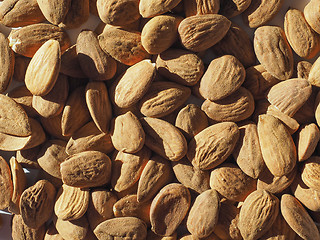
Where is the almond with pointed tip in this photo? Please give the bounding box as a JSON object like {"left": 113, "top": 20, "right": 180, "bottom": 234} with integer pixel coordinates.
{"left": 37, "top": 0, "right": 71, "bottom": 25}
{"left": 296, "top": 123, "right": 320, "bottom": 162}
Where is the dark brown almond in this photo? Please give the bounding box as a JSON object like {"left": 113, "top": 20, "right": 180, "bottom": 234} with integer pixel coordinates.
{"left": 0, "top": 156, "right": 13, "bottom": 210}
{"left": 40, "top": 113, "right": 69, "bottom": 141}
{"left": 12, "top": 214, "right": 46, "bottom": 240}
{"left": 13, "top": 55, "right": 31, "bottom": 82}
{"left": 220, "top": 0, "right": 252, "bottom": 18}
{"left": 60, "top": 45, "right": 86, "bottom": 78}
{"left": 58, "top": 0, "right": 90, "bottom": 29}
{"left": 16, "top": 146, "right": 41, "bottom": 169}
{"left": 297, "top": 60, "right": 312, "bottom": 80}
{"left": 0, "top": 32, "right": 14, "bottom": 93}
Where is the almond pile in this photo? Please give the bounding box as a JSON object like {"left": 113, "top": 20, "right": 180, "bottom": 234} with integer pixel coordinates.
{"left": 1, "top": 0, "right": 320, "bottom": 239}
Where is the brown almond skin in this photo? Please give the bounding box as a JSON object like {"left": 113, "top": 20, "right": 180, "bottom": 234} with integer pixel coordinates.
{"left": 156, "top": 48, "right": 204, "bottom": 86}
{"left": 12, "top": 214, "right": 46, "bottom": 240}
{"left": 16, "top": 146, "right": 41, "bottom": 169}
{"left": 150, "top": 183, "right": 191, "bottom": 236}
{"left": 199, "top": 55, "right": 245, "bottom": 101}
{"left": 139, "top": 81, "right": 191, "bottom": 118}
{"left": 301, "top": 156, "right": 320, "bottom": 191}
{"left": 137, "top": 155, "right": 173, "bottom": 203}
{"left": 13, "top": 55, "right": 31, "bottom": 83}
{"left": 201, "top": 87, "right": 255, "bottom": 123}
{"left": 60, "top": 151, "right": 112, "bottom": 188}
{"left": 296, "top": 123, "right": 320, "bottom": 162}
{"left": 97, "top": 0, "right": 140, "bottom": 26}
{"left": 147, "top": 230, "right": 177, "bottom": 240}
{"left": 20, "top": 180, "right": 56, "bottom": 229}
{"left": 284, "top": 8, "right": 320, "bottom": 59}
{"left": 141, "top": 15, "right": 182, "bottom": 55}
{"left": 0, "top": 0, "right": 45, "bottom": 27}
{"left": 232, "top": 121, "right": 265, "bottom": 179}
{"left": 40, "top": 113, "right": 69, "bottom": 141}
{"left": 267, "top": 78, "right": 312, "bottom": 117}
{"left": 8, "top": 23, "right": 71, "bottom": 58}
{"left": 0, "top": 32, "right": 14, "bottom": 93}
{"left": 187, "top": 122, "right": 239, "bottom": 170}
{"left": 0, "top": 156, "right": 13, "bottom": 210}
{"left": 220, "top": 0, "right": 251, "bottom": 18}
{"left": 210, "top": 163, "right": 256, "bottom": 202}
{"left": 257, "top": 114, "right": 297, "bottom": 177}
{"left": 87, "top": 189, "right": 117, "bottom": 231}
{"left": 254, "top": 26, "right": 293, "bottom": 81}
{"left": 86, "top": 81, "right": 112, "bottom": 133}
{"left": 297, "top": 60, "right": 312, "bottom": 80}
{"left": 139, "top": 0, "right": 182, "bottom": 18}
{"left": 94, "top": 217, "right": 147, "bottom": 240}
{"left": 77, "top": 30, "right": 117, "bottom": 81}
{"left": 25, "top": 39, "right": 61, "bottom": 96}
{"left": 110, "top": 111, "right": 145, "bottom": 153}
{"left": 60, "top": 45, "right": 86, "bottom": 78}
{"left": 141, "top": 117, "right": 188, "bottom": 161}
{"left": 238, "top": 190, "right": 279, "bottom": 240}
{"left": 184, "top": 0, "right": 220, "bottom": 17}
{"left": 98, "top": 25, "right": 149, "bottom": 66}
{"left": 187, "top": 189, "right": 220, "bottom": 238}
{"left": 281, "top": 194, "right": 320, "bottom": 240}
{"left": 242, "top": 0, "right": 284, "bottom": 28}
{"left": 53, "top": 214, "right": 89, "bottom": 240}
{"left": 178, "top": 14, "right": 231, "bottom": 52}
{"left": 37, "top": 0, "right": 71, "bottom": 25}
{"left": 44, "top": 223, "right": 64, "bottom": 240}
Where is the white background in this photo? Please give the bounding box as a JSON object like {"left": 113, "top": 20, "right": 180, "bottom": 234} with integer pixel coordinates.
{"left": 0, "top": 0, "right": 313, "bottom": 239}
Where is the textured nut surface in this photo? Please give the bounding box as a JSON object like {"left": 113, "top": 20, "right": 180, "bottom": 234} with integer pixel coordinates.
{"left": 139, "top": 0, "right": 182, "bottom": 18}
{"left": 0, "top": 32, "right": 14, "bottom": 93}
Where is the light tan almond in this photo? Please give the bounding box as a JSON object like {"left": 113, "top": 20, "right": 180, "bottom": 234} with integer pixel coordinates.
{"left": 297, "top": 60, "right": 312, "bottom": 80}
{"left": 0, "top": 94, "right": 31, "bottom": 137}
{"left": 66, "top": 121, "right": 114, "bottom": 155}
{"left": 32, "top": 73, "right": 69, "bottom": 118}
{"left": 187, "top": 189, "right": 220, "bottom": 238}
{"left": 139, "top": 0, "right": 182, "bottom": 18}
{"left": 304, "top": 0, "right": 320, "bottom": 34}
{"left": 111, "top": 147, "right": 150, "bottom": 192}
{"left": 140, "top": 117, "right": 187, "bottom": 161}
{"left": 60, "top": 151, "right": 112, "bottom": 188}
{"left": 8, "top": 23, "right": 71, "bottom": 58}
{"left": 25, "top": 39, "right": 61, "bottom": 96}
{"left": 110, "top": 111, "right": 145, "bottom": 153}
{"left": 254, "top": 26, "right": 293, "bottom": 81}
{"left": 267, "top": 78, "right": 312, "bottom": 117}
{"left": 150, "top": 183, "right": 191, "bottom": 236}
{"left": 12, "top": 214, "right": 46, "bottom": 240}
{"left": 137, "top": 155, "right": 173, "bottom": 203}
{"left": 77, "top": 30, "right": 117, "bottom": 81}
{"left": 58, "top": 0, "right": 90, "bottom": 29}
{"left": 94, "top": 217, "right": 147, "bottom": 239}
{"left": 60, "top": 45, "right": 86, "bottom": 78}
{"left": 87, "top": 189, "right": 117, "bottom": 230}
{"left": 54, "top": 184, "right": 89, "bottom": 221}
{"left": 199, "top": 55, "right": 245, "bottom": 101}
{"left": 98, "top": 25, "right": 149, "bottom": 66}
{"left": 44, "top": 223, "right": 64, "bottom": 240}
{"left": 0, "top": 32, "right": 14, "bottom": 93}
{"left": 86, "top": 81, "right": 112, "bottom": 133}
{"left": 184, "top": 0, "right": 220, "bottom": 17}
{"left": 178, "top": 14, "right": 231, "bottom": 52}
{"left": 201, "top": 87, "right": 255, "bottom": 122}
{"left": 257, "top": 114, "right": 297, "bottom": 177}
{"left": 0, "top": 156, "right": 13, "bottom": 210}
{"left": 0, "top": 0, "right": 45, "bottom": 27}
{"left": 220, "top": 0, "right": 251, "bottom": 18}
{"left": 281, "top": 194, "right": 320, "bottom": 240}
{"left": 53, "top": 214, "right": 88, "bottom": 240}
{"left": 187, "top": 122, "right": 239, "bottom": 170}
{"left": 301, "top": 156, "right": 320, "bottom": 191}
{"left": 20, "top": 180, "right": 56, "bottom": 229}
{"left": 296, "top": 123, "right": 320, "bottom": 162}
{"left": 139, "top": 81, "right": 191, "bottom": 118}
{"left": 307, "top": 56, "right": 320, "bottom": 87}
{"left": 242, "top": 0, "right": 284, "bottom": 28}
{"left": 37, "top": 0, "right": 71, "bottom": 25}
{"left": 156, "top": 48, "right": 204, "bottom": 86}
{"left": 238, "top": 190, "right": 279, "bottom": 240}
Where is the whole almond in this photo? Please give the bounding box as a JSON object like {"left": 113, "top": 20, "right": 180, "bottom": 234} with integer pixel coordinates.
{"left": 199, "top": 55, "right": 245, "bottom": 101}
{"left": 238, "top": 190, "right": 279, "bottom": 240}
{"left": 150, "top": 183, "right": 190, "bottom": 236}
{"left": 53, "top": 214, "right": 88, "bottom": 240}
{"left": 140, "top": 117, "right": 187, "bottom": 161}
{"left": 20, "top": 180, "right": 56, "bottom": 229}
{"left": 12, "top": 214, "right": 46, "bottom": 240}
{"left": 94, "top": 217, "right": 147, "bottom": 240}
{"left": 60, "top": 151, "right": 112, "bottom": 188}
{"left": 242, "top": 0, "right": 284, "bottom": 28}
{"left": 257, "top": 114, "right": 297, "bottom": 177}
{"left": 86, "top": 81, "right": 112, "bottom": 133}
{"left": 297, "top": 60, "right": 312, "bottom": 79}
{"left": 77, "top": 30, "right": 117, "bottom": 81}
{"left": 0, "top": 94, "right": 31, "bottom": 137}
{"left": 296, "top": 123, "right": 320, "bottom": 162}
{"left": 137, "top": 155, "right": 172, "bottom": 203}
{"left": 187, "top": 122, "right": 239, "bottom": 170}
{"left": 58, "top": 0, "right": 90, "bottom": 29}
{"left": 304, "top": 0, "right": 320, "bottom": 34}
{"left": 139, "top": 81, "right": 191, "bottom": 118}
{"left": 8, "top": 23, "right": 71, "bottom": 58}
{"left": 54, "top": 184, "right": 89, "bottom": 221}
{"left": 0, "top": 156, "right": 13, "bottom": 210}
{"left": 139, "top": 0, "right": 182, "bottom": 18}
{"left": 178, "top": 14, "right": 231, "bottom": 52}
{"left": 110, "top": 111, "right": 145, "bottom": 153}
{"left": 0, "top": 32, "right": 14, "bottom": 93}
{"left": 281, "top": 194, "right": 320, "bottom": 240}
{"left": 184, "top": 0, "right": 220, "bottom": 17}
{"left": 156, "top": 48, "right": 204, "bottom": 86}
{"left": 254, "top": 26, "right": 293, "bottom": 80}
{"left": 201, "top": 87, "right": 255, "bottom": 122}
{"left": 25, "top": 39, "right": 61, "bottom": 96}
{"left": 267, "top": 78, "right": 312, "bottom": 117}
{"left": 37, "top": 0, "right": 71, "bottom": 25}
{"left": 301, "top": 156, "right": 320, "bottom": 191}
{"left": 187, "top": 189, "right": 220, "bottom": 238}
{"left": 284, "top": 8, "right": 320, "bottom": 59}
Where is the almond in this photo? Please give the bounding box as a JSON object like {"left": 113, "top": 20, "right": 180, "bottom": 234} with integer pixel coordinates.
{"left": 37, "top": 0, "right": 71, "bottom": 25}
{"left": 183, "top": 0, "right": 220, "bottom": 17}
{"left": 296, "top": 123, "right": 320, "bottom": 162}
{"left": 139, "top": 0, "right": 182, "bottom": 18}
{"left": 0, "top": 32, "right": 14, "bottom": 93}
{"left": 0, "top": 156, "right": 13, "bottom": 210}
